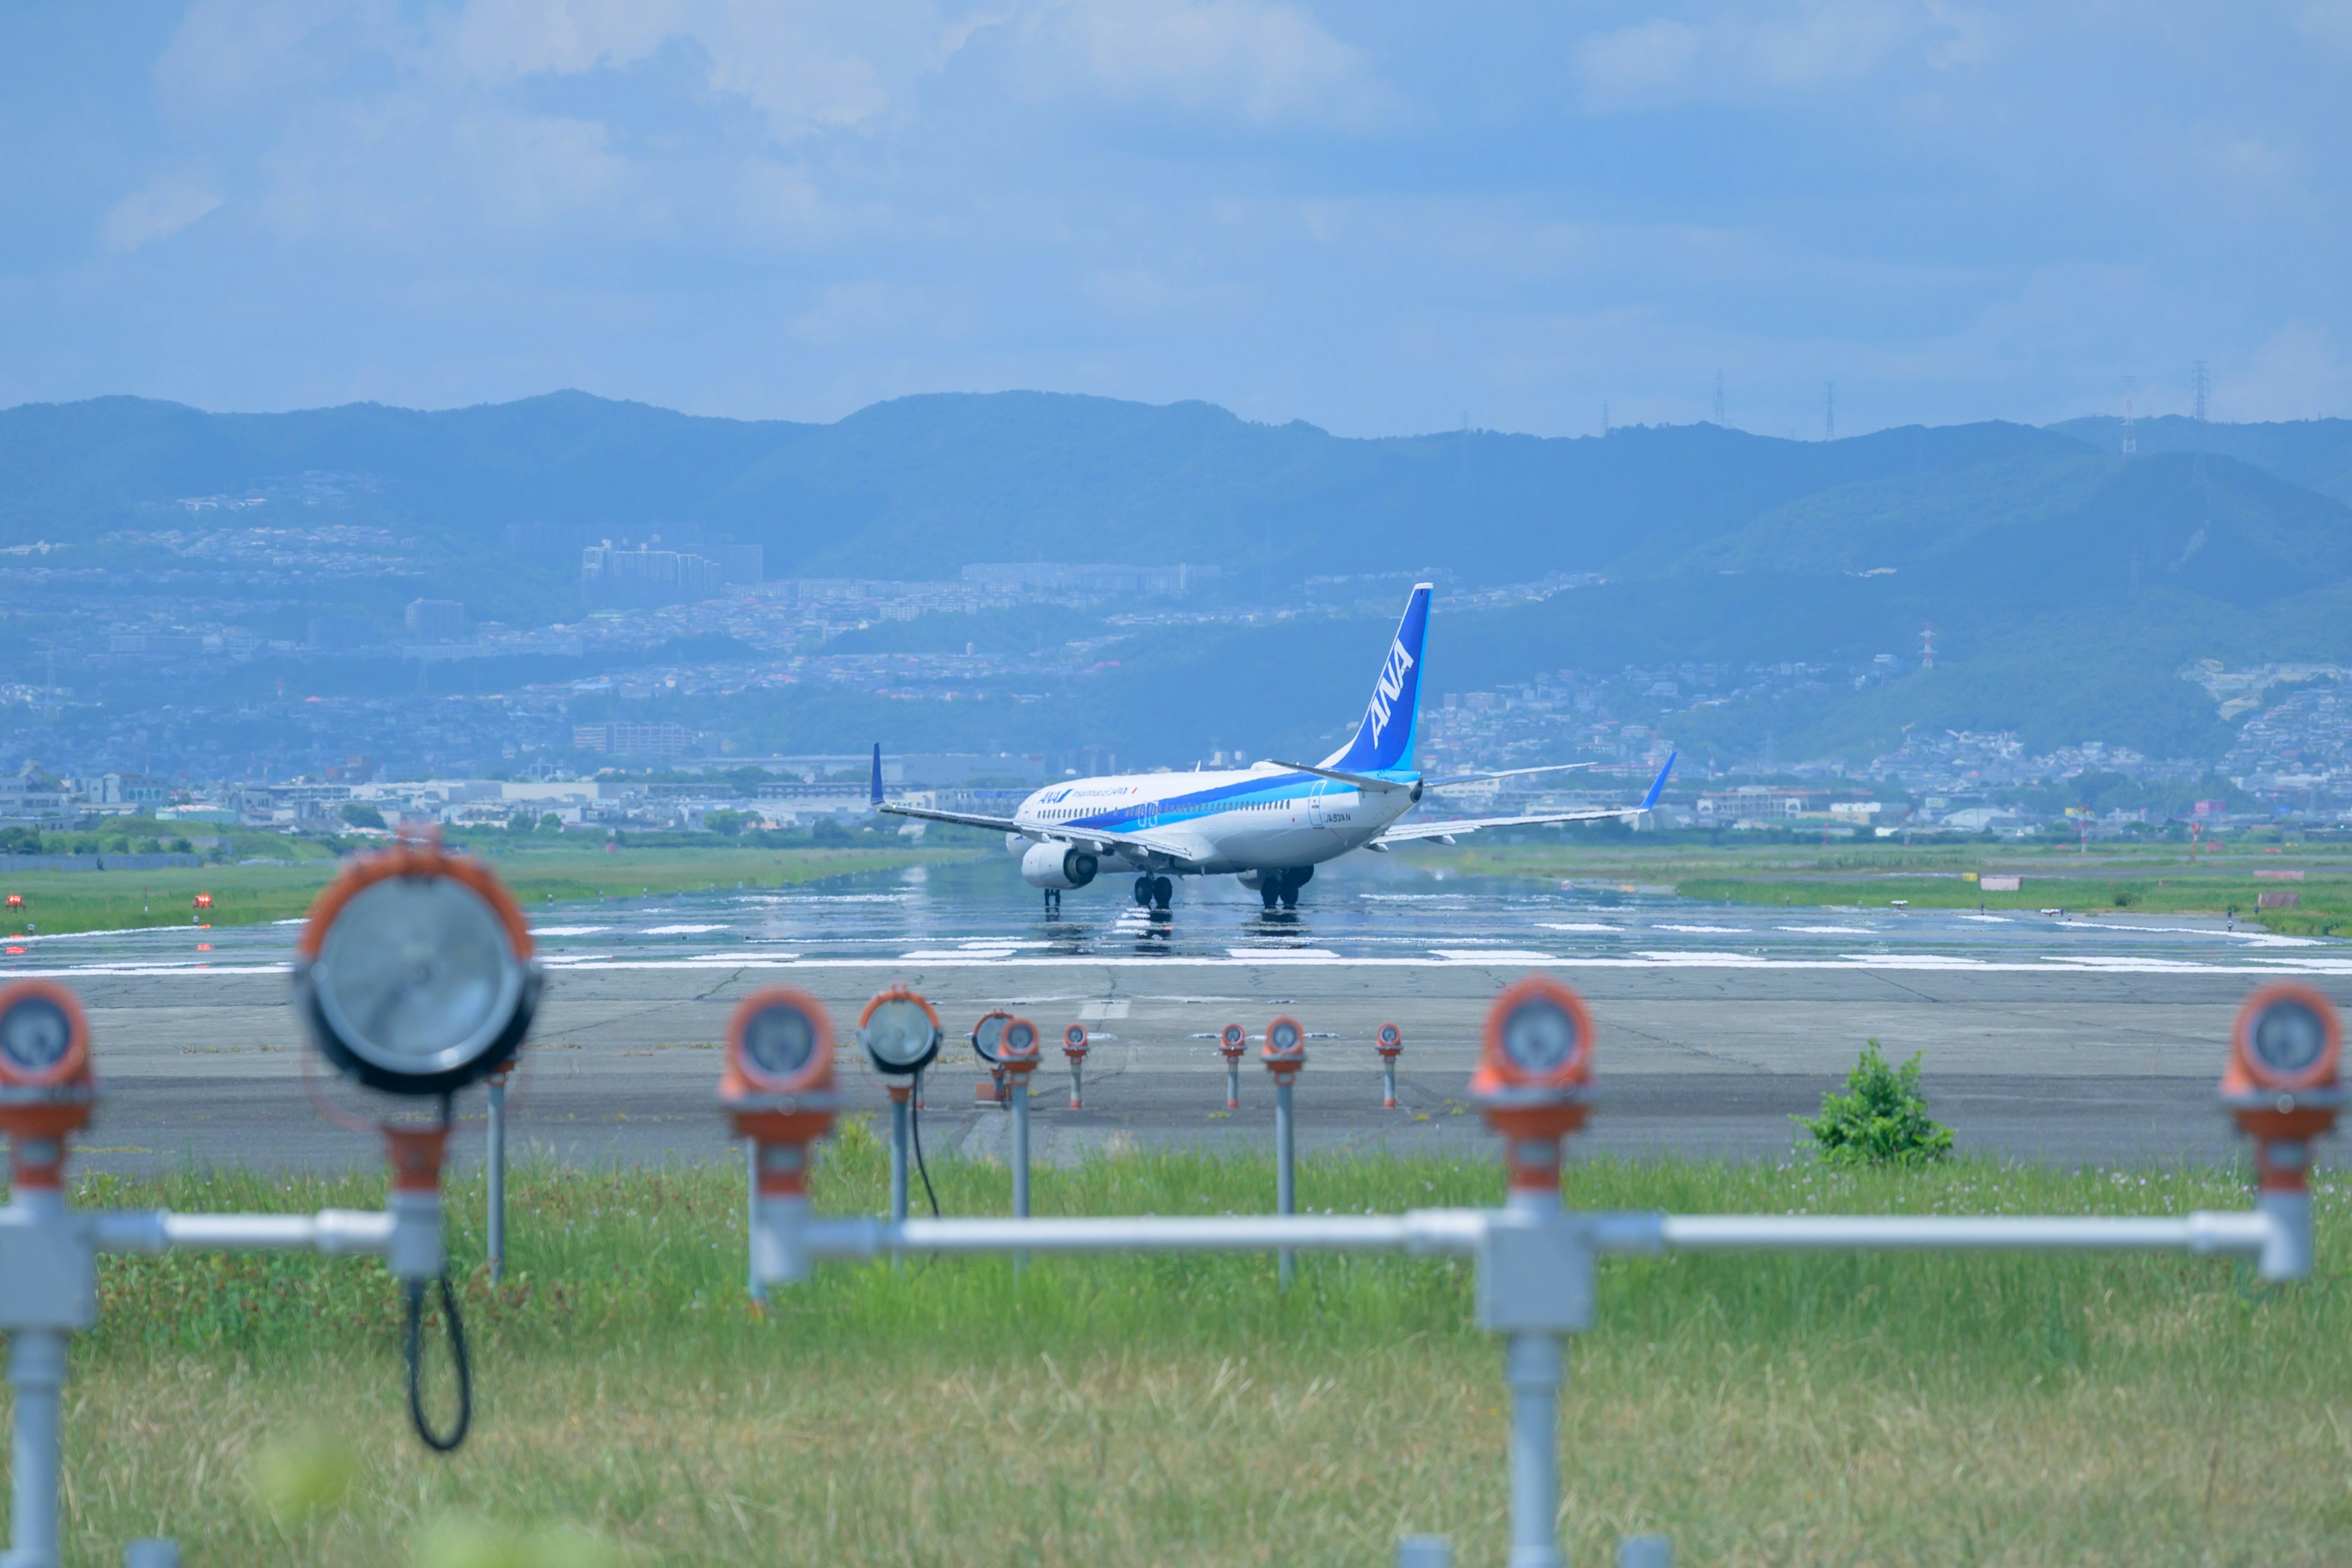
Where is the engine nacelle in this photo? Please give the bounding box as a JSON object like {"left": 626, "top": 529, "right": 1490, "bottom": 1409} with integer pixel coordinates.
{"left": 1021, "top": 840, "right": 1099, "bottom": 891}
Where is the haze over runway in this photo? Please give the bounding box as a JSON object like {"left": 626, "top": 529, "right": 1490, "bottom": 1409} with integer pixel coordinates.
{"left": 23, "top": 859, "right": 2348, "bottom": 1176}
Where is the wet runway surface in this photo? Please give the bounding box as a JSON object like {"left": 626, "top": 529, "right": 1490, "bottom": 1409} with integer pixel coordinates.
{"left": 17, "top": 858, "right": 2350, "bottom": 1175}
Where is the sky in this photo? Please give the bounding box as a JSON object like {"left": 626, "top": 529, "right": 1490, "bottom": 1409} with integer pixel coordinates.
{"left": 4, "top": 1, "right": 2350, "bottom": 439}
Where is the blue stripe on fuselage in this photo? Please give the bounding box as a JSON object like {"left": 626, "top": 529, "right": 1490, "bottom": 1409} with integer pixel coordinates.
{"left": 1049, "top": 773, "right": 1317, "bottom": 832}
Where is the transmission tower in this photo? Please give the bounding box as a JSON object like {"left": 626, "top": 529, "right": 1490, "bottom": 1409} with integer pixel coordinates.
{"left": 1823, "top": 382, "right": 1836, "bottom": 442}
{"left": 1920, "top": 622, "right": 1934, "bottom": 671}
{"left": 1712, "top": 370, "right": 1726, "bottom": 426}
{"left": 2192, "top": 360, "right": 2210, "bottom": 423}
{"left": 2122, "top": 374, "right": 2137, "bottom": 456}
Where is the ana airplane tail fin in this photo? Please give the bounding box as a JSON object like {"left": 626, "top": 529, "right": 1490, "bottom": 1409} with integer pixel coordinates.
{"left": 1322, "top": 584, "right": 1431, "bottom": 775}
{"left": 869, "top": 743, "right": 884, "bottom": 807}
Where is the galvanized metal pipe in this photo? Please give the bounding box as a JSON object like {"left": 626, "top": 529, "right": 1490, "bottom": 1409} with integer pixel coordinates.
{"left": 486, "top": 1078, "right": 507, "bottom": 1285}
{"left": 91, "top": 1208, "right": 395, "bottom": 1254}
{"left": 6, "top": 1329, "right": 66, "bottom": 1568}
{"left": 1505, "top": 1332, "right": 1563, "bottom": 1568}
{"left": 1224, "top": 1058, "right": 1240, "bottom": 1110}
{"left": 796, "top": 1209, "right": 1487, "bottom": 1264}
{"left": 746, "top": 1143, "right": 766, "bottom": 1305}
{"left": 888, "top": 1096, "right": 910, "bottom": 1226}
{"left": 1275, "top": 1077, "right": 1296, "bottom": 1288}
{"left": 1652, "top": 1212, "right": 2275, "bottom": 1256}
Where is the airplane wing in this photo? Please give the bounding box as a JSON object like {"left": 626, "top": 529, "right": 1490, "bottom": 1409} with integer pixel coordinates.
{"left": 878, "top": 801, "right": 1023, "bottom": 833}
{"left": 1370, "top": 752, "right": 1675, "bottom": 846}
{"left": 1423, "top": 761, "right": 1601, "bottom": 790}
{"left": 876, "top": 801, "right": 1209, "bottom": 868}
{"left": 1266, "top": 760, "right": 1416, "bottom": 794}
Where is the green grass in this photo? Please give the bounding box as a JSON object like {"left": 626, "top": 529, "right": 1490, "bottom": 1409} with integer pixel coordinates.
{"left": 20, "top": 1137, "right": 2352, "bottom": 1566}
{"left": 1404, "top": 837, "right": 2352, "bottom": 935}
{"left": 0, "top": 844, "right": 978, "bottom": 937}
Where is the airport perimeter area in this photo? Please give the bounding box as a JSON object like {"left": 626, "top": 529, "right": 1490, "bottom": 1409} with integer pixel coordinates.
{"left": 53, "top": 948, "right": 2352, "bottom": 1175}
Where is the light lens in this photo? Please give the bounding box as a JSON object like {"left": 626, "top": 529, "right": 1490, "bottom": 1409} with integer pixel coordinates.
{"left": 864, "top": 998, "right": 938, "bottom": 1072}
{"left": 1221, "top": 1024, "right": 1244, "bottom": 1048}
{"left": 1270, "top": 1020, "right": 1300, "bottom": 1052}
{"left": 1501, "top": 997, "right": 1578, "bottom": 1076}
{"left": 2250, "top": 998, "right": 2328, "bottom": 1078}
{"left": 1378, "top": 1023, "right": 1400, "bottom": 1047}
{"left": 0, "top": 995, "right": 72, "bottom": 1072}
{"left": 973, "top": 1013, "right": 1007, "bottom": 1061}
{"left": 311, "top": 876, "right": 524, "bottom": 1079}
{"left": 1065, "top": 1024, "right": 1086, "bottom": 1048}
{"left": 1006, "top": 1020, "right": 1036, "bottom": 1053}
{"left": 743, "top": 1002, "right": 818, "bottom": 1081}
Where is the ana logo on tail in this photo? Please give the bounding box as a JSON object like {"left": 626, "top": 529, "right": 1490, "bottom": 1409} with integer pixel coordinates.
{"left": 1369, "top": 636, "right": 1416, "bottom": 748}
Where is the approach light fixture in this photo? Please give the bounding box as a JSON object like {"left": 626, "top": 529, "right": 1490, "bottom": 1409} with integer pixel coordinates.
{"left": 859, "top": 986, "right": 943, "bottom": 1077}
{"left": 293, "top": 837, "right": 540, "bottom": 1098}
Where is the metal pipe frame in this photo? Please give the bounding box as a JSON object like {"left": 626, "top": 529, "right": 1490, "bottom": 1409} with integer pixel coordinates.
{"left": 486, "top": 1078, "right": 508, "bottom": 1284}
{"left": 1273, "top": 1078, "right": 1297, "bottom": 1287}
{"left": 745, "top": 1193, "right": 2303, "bottom": 1568}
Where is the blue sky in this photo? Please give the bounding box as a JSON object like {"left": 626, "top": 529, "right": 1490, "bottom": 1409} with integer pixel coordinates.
{"left": 4, "top": 2, "right": 2348, "bottom": 437}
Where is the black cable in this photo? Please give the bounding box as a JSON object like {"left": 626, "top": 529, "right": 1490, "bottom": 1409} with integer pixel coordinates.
{"left": 909, "top": 1093, "right": 941, "bottom": 1218}
{"left": 404, "top": 1273, "right": 473, "bottom": 1453}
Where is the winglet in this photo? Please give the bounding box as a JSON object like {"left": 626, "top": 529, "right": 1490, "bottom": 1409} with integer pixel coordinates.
{"left": 870, "top": 743, "right": 884, "bottom": 807}
{"left": 1640, "top": 751, "right": 1676, "bottom": 812}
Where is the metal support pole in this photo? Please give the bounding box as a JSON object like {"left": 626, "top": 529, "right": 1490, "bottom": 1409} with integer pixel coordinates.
{"left": 1225, "top": 1057, "right": 1241, "bottom": 1109}
{"left": 1011, "top": 1074, "right": 1032, "bottom": 1278}
{"left": 746, "top": 1142, "right": 766, "bottom": 1305}
{"left": 485, "top": 1076, "right": 507, "bottom": 1284}
{"left": 6, "top": 1329, "right": 67, "bottom": 1568}
{"left": 888, "top": 1091, "right": 911, "bottom": 1226}
{"left": 1275, "top": 1077, "right": 1296, "bottom": 1288}
{"left": 1505, "top": 1332, "right": 1564, "bottom": 1568}
{"left": 1382, "top": 1056, "right": 1399, "bottom": 1110}
{"left": 1069, "top": 1056, "right": 1085, "bottom": 1110}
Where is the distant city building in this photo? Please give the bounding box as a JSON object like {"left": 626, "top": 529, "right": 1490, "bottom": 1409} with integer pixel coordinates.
{"left": 959, "top": 562, "right": 1218, "bottom": 597}
{"left": 581, "top": 541, "right": 723, "bottom": 608}
{"left": 305, "top": 615, "right": 374, "bottom": 652}
{"left": 718, "top": 542, "right": 764, "bottom": 584}
{"left": 87, "top": 772, "right": 170, "bottom": 807}
{"left": 574, "top": 722, "right": 691, "bottom": 758}
{"left": 405, "top": 599, "right": 465, "bottom": 641}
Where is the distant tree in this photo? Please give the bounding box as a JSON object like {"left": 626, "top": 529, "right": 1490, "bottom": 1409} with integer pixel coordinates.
{"left": 340, "top": 802, "right": 387, "bottom": 829}
{"left": 539, "top": 813, "right": 563, "bottom": 832}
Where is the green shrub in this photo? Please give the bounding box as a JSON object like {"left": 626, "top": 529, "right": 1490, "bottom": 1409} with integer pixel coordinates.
{"left": 1797, "top": 1040, "right": 1954, "bottom": 1167}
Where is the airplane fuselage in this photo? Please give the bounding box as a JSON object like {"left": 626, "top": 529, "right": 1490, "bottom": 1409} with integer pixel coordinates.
{"left": 1009, "top": 766, "right": 1420, "bottom": 876}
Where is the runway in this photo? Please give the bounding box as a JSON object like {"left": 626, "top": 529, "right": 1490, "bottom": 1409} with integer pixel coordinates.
{"left": 23, "top": 858, "right": 2348, "bottom": 1177}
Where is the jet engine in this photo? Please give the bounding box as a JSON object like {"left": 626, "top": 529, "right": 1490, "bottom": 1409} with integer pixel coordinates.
{"left": 1021, "top": 840, "right": 1099, "bottom": 891}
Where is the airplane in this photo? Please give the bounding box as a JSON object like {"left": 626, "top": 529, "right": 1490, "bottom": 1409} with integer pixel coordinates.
{"left": 872, "top": 582, "right": 1675, "bottom": 911}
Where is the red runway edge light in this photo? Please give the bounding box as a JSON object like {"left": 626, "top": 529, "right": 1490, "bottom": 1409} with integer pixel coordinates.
{"left": 1471, "top": 975, "right": 1596, "bottom": 1194}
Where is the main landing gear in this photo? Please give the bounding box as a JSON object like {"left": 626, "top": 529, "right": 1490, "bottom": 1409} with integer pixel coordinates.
{"left": 1132, "top": 874, "right": 1173, "bottom": 911}
{"left": 1257, "top": 866, "right": 1313, "bottom": 911}
{"left": 1043, "top": 888, "right": 1061, "bottom": 914}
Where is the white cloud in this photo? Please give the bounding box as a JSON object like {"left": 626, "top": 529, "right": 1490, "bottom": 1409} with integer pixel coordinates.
{"left": 1573, "top": 2, "right": 1987, "bottom": 113}
{"left": 99, "top": 175, "right": 224, "bottom": 252}
{"left": 2223, "top": 325, "right": 2350, "bottom": 423}
{"left": 1008, "top": 0, "right": 1393, "bottom": 128}
{"left": 2296, "top": 1, "right": 2352, "bottom": 50}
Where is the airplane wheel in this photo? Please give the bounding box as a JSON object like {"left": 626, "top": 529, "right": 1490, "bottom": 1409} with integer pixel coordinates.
{"left": 1259, "top": 880, "right": 1280, "bottom": 910}
{"left": 1279, "top": 880, "right": 1300, "bottom": 910}
{"left": 1133, "top": 876, "right": 1153, "bottom": 907}
{"left": 1152, "top": 876, "right": 1173, "bottom": 910}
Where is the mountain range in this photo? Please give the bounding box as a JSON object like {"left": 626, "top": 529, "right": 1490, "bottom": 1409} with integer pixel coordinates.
{"left": 6, "top": 391, "right": 2352, "bottom": 767}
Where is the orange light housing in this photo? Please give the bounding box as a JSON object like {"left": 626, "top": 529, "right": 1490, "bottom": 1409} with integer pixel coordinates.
{"left": 1471, "top": 975, "right": 1597, "bottom": 1183}
{"left": 1263, "top": 1014, "right": 1306, "bottom": 1063}
{"left": 998, "top": 1017, "right": 1041, "bottom": 1072}
{"left": 1063, "top": 1023, "right": 1089, "bottom": 1057}
{"left": 2221, "top": 982, "right": 2342, "bottom": 1186}
{"left": 1219, "top": 1022, "right": 1246, "bottom": 1057}
{"left": 722, "top": 988, "right": 839, "bottom": 1173}
{"left": 1376, "top": 1022, "right": 1403, "bottom": 1055}
{"left": 0, "top": 980, "right": 97, "bottom": 1178}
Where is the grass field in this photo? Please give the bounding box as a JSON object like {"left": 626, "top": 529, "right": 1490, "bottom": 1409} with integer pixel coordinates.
{"left": 1405, "top": 837, "right": 2352, "bottom": 936}
{"left": 0, "top": 843, "right": 979, "bottom": 938}
{"left": 24, "top": 1136, "right": 2350, "bottom": 1566}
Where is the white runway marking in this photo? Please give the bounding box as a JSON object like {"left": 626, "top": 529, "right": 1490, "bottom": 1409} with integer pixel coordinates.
{"left": 641, "top": 924, "right": 728, "bottom": 935}
{"left": 531, "top": 924, "right": 610, "bottom": 937}
{"left": 1779, "top": 925, "right": 1876, "bottom": 935}
{"left": 1656, "top": 924, "right": 1747, "bottom": 934}
{"left": 1430, "top": 949, "right": 1558, "bottom": 962}
{"left": 1541, "top": 922, "right": 1620, "bottom": 933}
